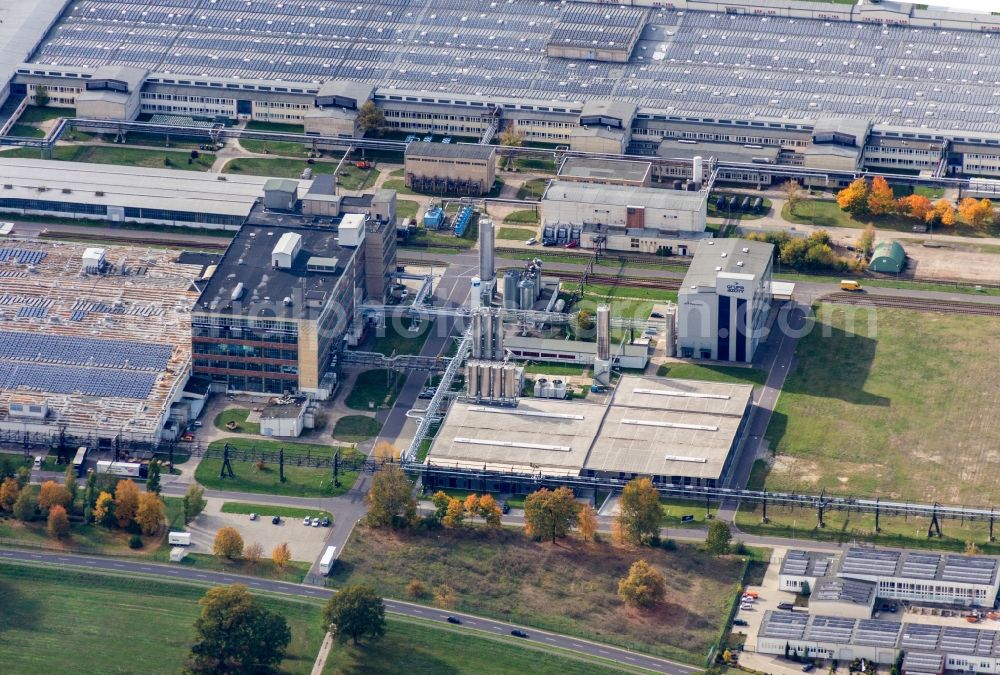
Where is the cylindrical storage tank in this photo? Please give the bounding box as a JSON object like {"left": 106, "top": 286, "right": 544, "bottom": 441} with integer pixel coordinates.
{"left": 693, "top": 155, "right": 703, "bottom": 188}
{"left": 469, "top": 276, "right": 482, "bottom": 311}
{"left": 541, "top": 379, "right": 554, "bottom": 398}
{"left": 472, "top": 312, "right": 484, "bottom": 359}
{"left": 554, "top": 298, "right": 566, "bottom": 313}
{"left": 478, "top": 218, "right": 495, "bottom": 282}
{"left": 490, "top": 365, "right": 504, "bottom": 399}
{"left": 503, "top": 365, "right": 517, "bottom": 398}
{"left": 552, "top": 379, "right": 567, "bottom": 399}
{"left": 492, "top": 310, "right": 504, "bottom": 359}
{"left": 466, "top": 362, "right": 477, "bottom": 398}
{"left": 503, "top": 271, "right": 520, "bottom": 309}
{"left": 596, "top": 304, "right": 611, "bottom": 361}
{"left": 519, "top": 280, "right": 534, "bottom": 310}
{"left": 535, "top": 377, "right": 548, "bottom": 398}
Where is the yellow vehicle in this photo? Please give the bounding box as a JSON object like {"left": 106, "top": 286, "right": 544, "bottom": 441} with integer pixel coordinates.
{"left": 840, "top": 279, "right": 863, "bottom": 292}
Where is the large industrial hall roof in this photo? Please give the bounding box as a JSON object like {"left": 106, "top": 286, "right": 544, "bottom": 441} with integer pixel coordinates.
{"left": 25, "top": 1, "right": 1000, "bottom": 133}
{"left": 428, "top": 375, "right": 753, "bottom": 481}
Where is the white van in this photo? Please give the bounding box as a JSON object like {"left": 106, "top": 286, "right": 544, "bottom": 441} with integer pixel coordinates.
{"left": 33, "top": 456, "right": 42, "bottom": 469}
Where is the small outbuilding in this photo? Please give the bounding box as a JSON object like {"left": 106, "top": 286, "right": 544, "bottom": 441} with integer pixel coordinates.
{"left": 868, "top": 240, "right": 906, "bottom": 274}
{"left": 263, "top": 178, "right": 299, "bottom": 211}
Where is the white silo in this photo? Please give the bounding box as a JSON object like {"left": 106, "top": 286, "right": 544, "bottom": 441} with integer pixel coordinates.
{"left": 693, "top": 155, "right": 704, "bottom": 189}
{"left": 552, "top": 379, "right": 567, "bottom": 399}
{"left": 596, "top": 304, "right": 611, "bottom": 362}
{"left": 535, "top": 377, "right": 548, "bottom": 398}
{"left": 469, "top": 276, "right": 482, "bottom": 311}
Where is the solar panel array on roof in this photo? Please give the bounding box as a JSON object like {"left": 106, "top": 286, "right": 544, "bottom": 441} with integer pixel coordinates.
{"left": 901, "top": 652, "right": 944, "bottom": 674}
{"left": 760, "top": 611, "right": 807, "bottom": 641}
{"left": 0, "top": 248, "right": 46, "bottom": 265}
{"left": 0, "top": 331, "right": 172, "bottom": 371}
{"left": 806, "top": 616, "right": 854, "bottom": 644}
{"left": 840, "top": 548, "right": 900, "bottom": 577}
{"left": 782, "top": 550, "right": 811, "bottom": 576}
{"left": 29, "top": 2, "right": 1000, "bottom": 133}
{"left": 941, "top": 555, "right": 999, "bottom": 585}
{"left": 900, "top": 552, "right": 941, "bottom": 580}
{"left": 853, "top": 619, "right": 902, "bottom": 647}
{"left": 813, "top": 578, "right": 874, "bottom": 606}
{"left": 901, "top": 623, "right": 943, "bottom": 651}
{"left": 0, "top": 362, "right": 159, "bottom": 399}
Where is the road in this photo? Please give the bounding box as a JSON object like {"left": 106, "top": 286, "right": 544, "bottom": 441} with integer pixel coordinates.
{"left": 0, "top": 547, "right": 698, "bottom": 675}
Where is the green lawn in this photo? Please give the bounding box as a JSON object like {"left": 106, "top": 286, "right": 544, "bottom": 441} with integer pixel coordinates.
{"left": 19, "top": 106, "right": 75, "bottom": 125}
{"left": 0, "top": 563, "right": 324, "bottom": 674}
{"left": 371, "top": 316, "right": 434, "bottom": 356}
{"left": 516, "top": 177, "right": 548, "bottom": 200}
{"left": 238, "top": 139, "right": 311, "bottom": 156}
{"left": 519, "top": 361, "right": 588, "bottom": 376}
{"left": 345, "top": 369, "right": 405, "bottom": 410}
{"left": 401, "top": 226, "right": 477, "bottom": 250}
{"left": 763, "top": 304, "right": 1000, "bottom": 504}
{"left": 323, "top": 615, "right": 632, "bottom": 675}
{"left": 656, "top": 363, "right": 768, "bottom": 387}
{"left": 221, "top": 501, "right": 331, "bottom": 522}
{"left": 7, "top": 124, "right": 45, "bottom": 138}
{"left": 336, "top": 164, "right": 380, "bottom": 191}
{"left": 213, "top": 408, "right": 260, "bottom": 435}
{"left": 510, "top": 156, "right": 557, "bottom": 173}
{"left": 396, "top": 199, "right": 419, "bottom": 220}
{"left": 328, "top": 527, "right": 745, "bottom": 664}
{"left": 382, "top": 178, "right": 418, "bottom": 195}
{"left": 503, "top": 209, "right": 540, "bottom": 224}
{"left": 4, "top": 145, "right": 215, "bottom": 171}
{"left": 195, "top": 439, "right": 363, "bottom": 498}
{"left": 223, "top": 157, "right": 337, "bottom": 179}
{"left": 575, "top": 283, "right": 677, "bottom": 324}
{"left": 244, "top": 120, "right": 305, "bottom": 133}
{"left": 775, "top": 271, "right": 1000, "bottom": 297}
{"left": 332, "top": 415, "right": 382, "bottom": 443}
{"left": 497, "top": 226, "right": 536, "bottom": 241}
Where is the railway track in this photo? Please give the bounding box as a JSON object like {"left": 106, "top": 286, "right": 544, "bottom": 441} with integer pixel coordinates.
{"left": 39, "top": 228, "right": 229, "bottom": 251}
{"left": 824, "top": 292, "right": 1000, "bottom": 317}
{"left": 494, "top": 246, "right": 690, "bottom": 267}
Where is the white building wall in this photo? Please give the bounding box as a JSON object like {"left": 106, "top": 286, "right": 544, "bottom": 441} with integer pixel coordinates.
{"left": 260, "top": 414, "right": 304, "bottom": 438}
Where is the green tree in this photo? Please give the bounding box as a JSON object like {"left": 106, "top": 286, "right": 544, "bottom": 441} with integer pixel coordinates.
{"left": 705, "top": 520, "right": 732, "bottom": 555}
{"left": 64, "top": 465, "right": 79, "bottom": 511}
{"left": 836, "top": 178, "right": 869, "bottom": 216}
{"left": 84, "top": 471, "right": 98, "bottom": 509}
{"left": 781, "top": 180, "right": 803, "bottom": 215}
{"left": 430, "top": 490, "right": 451, "bottom": 523}
{"left": 187, "top": 584, "right": 290, "bottom": 674}
{"left": 13, "top": 488, "right": 35, "bottom": 522}
{"left": 146, "top": 459, "right": 161, "bottom": 495}
{"left": 575, "top": 308, "right": 595, "bottom": 335}
{"left": 617, "top": 559, "right": 667, "bottom": 608}
{"left": 34, "top": 85, "right": 50, "bottom": 107}
{"left": 322, "top": 584, "right": 386, "bottom": 646}
{"left": 499, "top": 127, "right": 525, "bottom": 147}
{"left": 365, "top": 465, "right": 417, "bottom": 528}
{"left": 183, "top": 483, "right": 206, "bottom": 523}
{"left": 618, "top": 477, "right": 663, "bottom": 545}
{"left": 857, "top": 224, "right": 876, "bottom": 259}
{"left": 357, "top": 100, "right": 385, "bottom": 135}
{"left": 523, "top": 487, "right": 580, "bottom": 544}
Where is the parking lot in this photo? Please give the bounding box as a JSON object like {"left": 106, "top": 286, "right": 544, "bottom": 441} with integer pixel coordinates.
{"left": 184, "top": 499, "right": 332, "bottom": 562}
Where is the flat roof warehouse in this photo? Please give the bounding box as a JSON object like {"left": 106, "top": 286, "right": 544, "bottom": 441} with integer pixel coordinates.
{"left": 21, "top": 0, "right": 1000, "bottom": 135}
{"left": 428, "top": 375, "right": 754, "bottom": 486}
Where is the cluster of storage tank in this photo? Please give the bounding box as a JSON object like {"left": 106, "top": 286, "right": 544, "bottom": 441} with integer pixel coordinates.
{"left": 541, "top": 224, "right": 581, "bottom": 246}
{"left": 466, "top": 361, "right": 522, "bottom": 401}
{"left": 533, "top": 377, "right": 568, "bottom": 399}
{"left": 503, "top": 259, "right": 543, "bottom": 310}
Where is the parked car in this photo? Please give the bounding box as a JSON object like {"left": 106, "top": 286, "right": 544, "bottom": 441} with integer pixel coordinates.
{"left": 777, "top": 602, "right": 795, "bottom": 611}
{"left": 510, "top": 630, "right": 529, "bottom": 638}
{"left": 303, "top": 516, "right": 312, "bottom": 526}
{"left": 321, "top": 517, "right": 331, "bottom": 527}
{"left": 271, "top": 515, "right": 281, "bottom": 525}
{"left": 501, "top": 501, "right": 510, "bottom": 514}
{"left": 192, "top": 421, "right": 203, "bottom": 428}
{"left": 564, "top": 240, "right": 579, "bottom": 249}
{"left": 740, "top": 603, "right": 754, "bottom": 611}
{"left": 446, "top": 616, "right": 462, "bottom": 625}
{"left": 418, "top": 388, "right": 436, "bottom": 399}
{"left": 802, "top": 664, "right": 815, "bottom": 673}
{"left": 249, "top": 513, "right": 258, "bottom": 521}
{"left": 312, "top": 519, "right": 321, "bottom": 527}
{"left": 525, "top": 237, "right": 537, "bottom": 246}
{"left": 733, "top": 619, "right": 748, "bottom": 627}
{"left": 650, "top": 311, "right": 664, "bottom": 318}
{"left": 542, "top": 239, "right": 557, "bottom": 247}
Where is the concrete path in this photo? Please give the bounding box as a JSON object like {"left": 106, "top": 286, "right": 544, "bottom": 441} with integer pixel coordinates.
{"left": 310, "top": 632, "right": 335, "bottom": 675}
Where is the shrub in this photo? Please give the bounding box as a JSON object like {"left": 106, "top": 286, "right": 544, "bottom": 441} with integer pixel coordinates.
{"left": 406, "top": 579, "right": 427, "bottom": 598}
{"left": 128, "top": 534, "right": 143, "bottom": 549}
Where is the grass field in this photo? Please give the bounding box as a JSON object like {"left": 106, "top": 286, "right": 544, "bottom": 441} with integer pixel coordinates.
{"left": 382, "top": 178, "right": 418, "bottom": 195}
{"left": 0, "top": 563, "right": 324, "bottom": 674}
{"left": 331, "top": 415, "right": 382, "bottom": 443}
{"left": 346, "top": 369, "right": 405, "bottom": 410}
{"left": 516, "top": 177, "right": 548, "bottom": 200}
{"left": 7, "top": 124, "right": 45, "bottom": 138}
{"left": 519, "top": 361, "right": 588, "bottom": 376}
{"left": 223, "top": 157, "right": 373, "bottom": 184}
{"left": 213, "top": 408, "right": 260, "bottom": 435}
{"left": 245, "top": 121, "right": 306, "bottom": 133}
{"left": 576, "top": 282, "right": 677, "bottom": 323}
{"left": 328, "top": 527, "right": 745, "bottom": 663}
{"left": 503, "top": 209, "right": 540, "bottom": 224}
{"left": 656, "top": 363, "right": 768, "bottom": 387}
{"left": 371, "top": 316, "right": 434, "bottom": 356}
{"left": 497, "top": 226, "right": 536, "bottom": 241}
{"left": 510, "top": 156, "right": 557, "bottom": 173}
{"left": 239, "top": 139, "right": 312, "bottom": 156}
{"left": 396, "top": 199, "right": 419, "bottom": 220}
{"left": 401, "top": 226, "right": 477, "bottom": 249}
{"left": 4, "top": 145, "right": 215, "bottom": 171}
{"left": 221, "top": 501, "right": 331, "bottom": 521}
{"left": 762, "top": 304, "right": 1000, "bottom": 505}
{"left": 195, "top": 438, "right": 362, "bottom": 498}
{"left": 322, "top": 615, "right": 632, "bottom": 675}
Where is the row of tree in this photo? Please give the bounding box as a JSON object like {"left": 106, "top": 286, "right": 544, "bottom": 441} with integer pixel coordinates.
{"left": 211, "top": 526, "right": 293, "bottom": 569}
{"left": 837, "top": 177, "right": 995, "bottom": 229}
